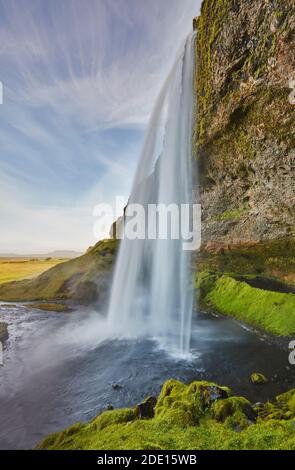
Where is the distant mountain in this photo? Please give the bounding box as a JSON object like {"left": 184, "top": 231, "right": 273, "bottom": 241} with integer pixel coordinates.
{"left": 0, "top": 250, "right": 83, "bottom": 259}
{"left": 0, "top": 240, "right": 118, "bottom": 304}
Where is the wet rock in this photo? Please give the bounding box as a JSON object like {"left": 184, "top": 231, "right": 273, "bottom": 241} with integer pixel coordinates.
{"left": 112, "top": 383, "right": 123, "bottom": 391}
{"left": 135, "top": 396, "right": 157, "bottom": 419}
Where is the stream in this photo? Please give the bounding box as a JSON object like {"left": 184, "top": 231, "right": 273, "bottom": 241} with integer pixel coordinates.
{"left": 0, "top": 302, "right": 294, "bottom": 449}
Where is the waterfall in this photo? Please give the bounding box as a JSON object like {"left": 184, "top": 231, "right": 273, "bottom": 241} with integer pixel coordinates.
{"left": 107, "top": 32, "right": 196, "bottom": 355}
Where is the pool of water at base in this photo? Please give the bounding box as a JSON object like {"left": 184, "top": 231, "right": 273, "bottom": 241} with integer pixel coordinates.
{"left": 0, "top": 303, "right": 294, "bottom": 449}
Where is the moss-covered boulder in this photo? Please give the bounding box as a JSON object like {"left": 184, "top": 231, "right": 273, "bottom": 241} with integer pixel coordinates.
{"left": 276, "top": 389, "right": 295, "bottom": 414}
{"left": 0, "top": 322, "right": 8, "bottom": 342}
{"left": 36, "top": 380, "right": 295, "bottom": 450}
{"left": 25, "top": 303, "right": 71, "bottom": 313}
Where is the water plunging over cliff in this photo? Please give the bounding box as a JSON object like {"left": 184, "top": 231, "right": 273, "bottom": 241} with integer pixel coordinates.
{"left": 107, "top": 32, "right": 196, "bottom": 355}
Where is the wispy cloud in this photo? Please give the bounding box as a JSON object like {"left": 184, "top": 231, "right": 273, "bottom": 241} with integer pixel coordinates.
{"left": 0, "top": 0, "right": 201, "bottom": 252}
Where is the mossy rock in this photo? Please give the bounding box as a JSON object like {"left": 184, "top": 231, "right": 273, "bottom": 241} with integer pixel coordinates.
{"left": 36, "top": 379, "right": 295, "bottom": 450}
{"left": 253, "top": 390, "right": 295, "bottom": 422}
{"left": 155, "top": 379, "right": 230, "bottom": 425}
{"left": 250, "top": 373, "right": 269, "bottom": 385}
{"left": 195, "top": 239, "right": 295, "bottom": 288}
{"left": 277, "top": 389, "right": 295, "bottom": 414}
{"left": 194, "top": 0, "right": 295, "bottom": 249}
{"left": 90, "top": 408, "right": 136, "bottom": 431}
{"left": 0, "top": 239, "right": 118, "bottom": 304}
{"left": 25, "top": 303, "right": 71, "bottom": 313}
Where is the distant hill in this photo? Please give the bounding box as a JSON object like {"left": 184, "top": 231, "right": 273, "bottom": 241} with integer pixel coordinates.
{"left": 0, "top": 240, "right": 118, "bottom": 304}
{"left": 0, "top": 250, "right": 83, "bottom": 259}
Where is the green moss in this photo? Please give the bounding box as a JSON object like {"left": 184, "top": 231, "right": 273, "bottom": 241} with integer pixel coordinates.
{"left": 195, "top": 0, "right": 231, "bottom": 148}
{"left": 254, "top": 390, "right": 295, "bottom": 422}
{"left": 200, "top": 85, "right": 295, "bottom": 172}
{"left": 90, "top": 408, "right": 136, "bottom": 431}
{"left": 25, "top": 302, "right": 70, "bottom": 312}
{"left": 37, "top": 380, "right": 295, "bottom": 450}
{"left": 197, "top": 272, "right": 295, "bottom": 336}
{"left": 194, "top": 0, "right": 295, "bottom": 161}
{"left": 288, "top": 397, "right": 295, "bottom": 413}
{"left": 250, "top": 373, "right": 269, "bottom": 385}
{"left": 277, "top": 390, "right": 295, "bottom": 413}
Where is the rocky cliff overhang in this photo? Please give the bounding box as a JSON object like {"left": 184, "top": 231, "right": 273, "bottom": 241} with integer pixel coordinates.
{"left": 194, "top": 0, "right": 295, "bottom": 246}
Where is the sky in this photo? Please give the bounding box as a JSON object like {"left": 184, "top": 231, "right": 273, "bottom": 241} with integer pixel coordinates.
{"left": 0, "top": 0, "right": 201, "bottom": 254}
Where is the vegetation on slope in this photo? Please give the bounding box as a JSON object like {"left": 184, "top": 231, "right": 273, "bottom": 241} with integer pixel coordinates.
{"left": 0, "top": 258, "right": 68, "bottom": 284}
{"left": 0, "top": 240, "right": 118, "bottom": 304}
{"left": 37, "top": 380, "right": 295, "bottom": 450}
{"left": 194, "top": 0, "right": 295, "bottom": 246}
{"left": 197, "top": 271, "right": 295, "bottom": 336}
{"left": 195, "top": 238, "right": 295, "bottom": 287}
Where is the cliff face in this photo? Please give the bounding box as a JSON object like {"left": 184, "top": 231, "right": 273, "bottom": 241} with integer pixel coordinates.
{"left": 0, "top": 240, "right": 117, "bottom": 304}
{"left": 194, "top": 0, "right": 295, "bottom": 246}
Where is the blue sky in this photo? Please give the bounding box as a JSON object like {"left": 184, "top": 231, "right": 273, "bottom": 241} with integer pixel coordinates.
{"left": 0, "top": 0, "right": 200, "bottom": 253}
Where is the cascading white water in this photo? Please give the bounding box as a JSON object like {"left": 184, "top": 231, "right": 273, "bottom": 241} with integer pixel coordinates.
{"left": 107, "top": 31, "right": 196, "bottom": 355}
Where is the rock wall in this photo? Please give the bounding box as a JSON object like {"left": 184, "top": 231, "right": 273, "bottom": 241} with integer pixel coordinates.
{"left": 194, "top": 0, "right": 295, "bottom": 246}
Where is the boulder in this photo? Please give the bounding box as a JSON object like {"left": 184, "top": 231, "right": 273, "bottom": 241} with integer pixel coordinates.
{"left": 250, "top": 372, "right": 269, "bottom": 384}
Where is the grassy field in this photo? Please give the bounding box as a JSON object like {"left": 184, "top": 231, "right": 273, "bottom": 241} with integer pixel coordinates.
{"left": 38, "top": 379, "right": 295, "bottom": 450}
{"left": 0, "top": 240, "right": 117, "bottom": 303}
{"left": 0, "top": 258, "right": 69, "bottom": 284}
